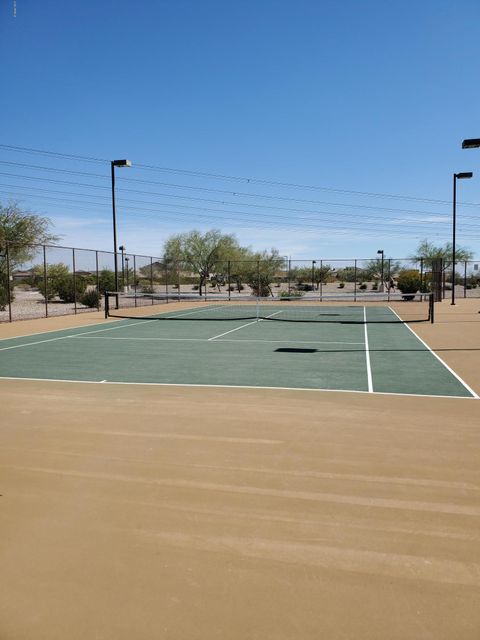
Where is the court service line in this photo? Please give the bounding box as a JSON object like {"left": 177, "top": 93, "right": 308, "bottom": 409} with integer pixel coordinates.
{"left": 387, "top": 306, "right": 479, "bottom": 399}
{"left": 208, "top": 319, "right": 259, "bottom": 341}
{"left": 363, "top": 307, "right": 373, "bottom": 392}
{"left": 207, "top": 311, "right": 282, "bottom": 341}
{"left": 73, "top": 335, "right": 365, "bottom": 345}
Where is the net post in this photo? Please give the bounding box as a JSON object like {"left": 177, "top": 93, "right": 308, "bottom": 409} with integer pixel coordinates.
{"left": 429, "top": 293, "right": 434, "bottom": 324}
{"left": 104, "top": 291, "right": 109, "bottom": 319}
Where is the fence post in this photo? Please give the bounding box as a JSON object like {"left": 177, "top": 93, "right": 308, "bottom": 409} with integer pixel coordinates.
{"left": 288, "top": 258, "right": 291, "bottom": 295}
{"left": 72, "top": 248, "right": 77, "bottom": 314}
{"left": 464, "top": 261, "right": 467, "bottom": 298}
{"left": 354, "top": 260, "right": 357, "bottom": 302}
{"left": 43, "top": 245, "right": 48, "bottom": 318}
{"left": 320, "top": 260, "right": 323, "bottom": 301}
{"left": 387, "top": 259, "right": 391, "bottom": 302}
{"left": 227, "top": 260, "right": 231, "bottom": 301}
{"left": 150, "top": 258, "right": 154, "bottom": 305}
{"left": 164, "top": 259, "right": 169, "bottom": 303}
{"left": 95, "top": 250, "right": 100, "bottom": 310}
{"left": 133, "top": 255, "right": 137, "bottom": 307}
{"left": 5, "top": 242, "right": 12, "bottom": 322}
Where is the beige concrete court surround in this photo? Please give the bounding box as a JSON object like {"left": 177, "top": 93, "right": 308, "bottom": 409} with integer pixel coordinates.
{"left": 0, "top": 299, "right": 479, "bottom": 639}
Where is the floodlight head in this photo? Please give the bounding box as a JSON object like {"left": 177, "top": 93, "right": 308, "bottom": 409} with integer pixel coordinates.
{"left": 456, "top": 172, "right": 473, "bottom": 179}
{"left": 462, "top": 139, "right": 480, "bottom": 149}
{"left": 119, "top": 245, "right": 126, "bottom": 251}
{"left": 112, "top": 159, "right": 132, "bottom": 167}
{"left": 377, "top": 249, "right": 384, "bottom": 255}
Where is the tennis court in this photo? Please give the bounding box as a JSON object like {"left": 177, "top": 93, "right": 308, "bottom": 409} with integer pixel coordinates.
{"left": 0, "top": 298, "right": 475, "bottom": 398}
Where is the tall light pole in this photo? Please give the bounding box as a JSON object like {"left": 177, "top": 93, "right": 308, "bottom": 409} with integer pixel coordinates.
{"left": 377, "top": 249, "right": 384, "bottom": 292}
{"left": 452, "top": 172, "right": 473, "bottom": 305}
{"left": 111, "top": 159, "right": 132, "bottom": 298}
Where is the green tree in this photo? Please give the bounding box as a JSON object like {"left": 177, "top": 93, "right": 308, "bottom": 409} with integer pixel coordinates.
{"left": 410, "top": 240, "right": 473, "bottom": 271}
{"left": 361, "top": 258, "right": 402, "bottom": 281}
{"left": 0, "top": 202, "right": 58, "bottom": 309}
{"left": 234, "top": 249, "right": 285, "bottom": 297}
{"left": 164, "top": 230, "right": 242, "bottom": 295}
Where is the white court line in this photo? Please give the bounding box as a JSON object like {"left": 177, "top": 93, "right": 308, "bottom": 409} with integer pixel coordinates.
{"left": 387, "top": 306, "right": 479, "bottom": 399}
{"left": 0, "top": 375, "right": 476, "bottom": 400}
{"left": 363, "top": 307, "right": 373, "bottom": 393}
{"left": 207, "top": 310, "right": 283, "bottom": 341}
{"left": 208, "top": 319, "right": 259, "bottom": 341}
{"left": 0, "top": 318, "right": 158, "bottom": 352}
{"left": 0, "top": 303, "right": 224, "bottom": 348}
{"left": 73, "top": 335, "right": 365, "bottom": 345}
{"left": 0, "top": 305, "right": 226, "bottom": 353}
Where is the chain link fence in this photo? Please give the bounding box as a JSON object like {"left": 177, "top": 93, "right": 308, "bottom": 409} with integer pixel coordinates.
{"left": 1, "top": 244, "right": 479, "bottom": 322}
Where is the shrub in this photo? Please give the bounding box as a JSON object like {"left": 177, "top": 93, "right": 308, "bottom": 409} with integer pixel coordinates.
{"left": 33, "top": 263, "right": 70, "bottom": 300}
{"left": 279, "top": 290, "right": 304, "bottom": 298}
{"left": 359, "top": 283, "right": 367, "bottom": 290}
{"left": 80, "top": 288, "right": 101, "bottom": 308}
{"left": 98, "top": 269, "right": 116, "bottom": 293}
{"left": 338, "top": 282, "right": 345, "bottom": 289}
{"left": 56, "top": 275, "right": 87, "bottom": 303}
{"left": 141, "top": 284, "right": 155, "bottom": 294}
{"left": 397, "top": 270, "right": 422, "bottom": 294}
{"left": 372, "top": 281, "right": 378, "bottom": 290}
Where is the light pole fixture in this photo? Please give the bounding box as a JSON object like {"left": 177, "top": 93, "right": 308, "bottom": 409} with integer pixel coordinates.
{"left": 377, "top": 249, "right": 384, "bottom": 292}
{"left": 111, "top": 159, "right": 132, "bottom": 300}
{"left": 462, "top": 139, "right": 480, "bottom": 149}
{"left": 452, "top": 172, "right": 473, "bottom": 305}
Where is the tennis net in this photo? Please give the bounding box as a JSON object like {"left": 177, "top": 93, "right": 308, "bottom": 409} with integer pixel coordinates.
{"left": 104, "top": 292, "right": 434, "bottom": 324}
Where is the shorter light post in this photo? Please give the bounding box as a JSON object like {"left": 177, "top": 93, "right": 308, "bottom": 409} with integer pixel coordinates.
{"left": 452, "top": 172, "right": 473, "bottom": 305}
{"left": 377, "top": 249, "right": 384, "bottom": 292}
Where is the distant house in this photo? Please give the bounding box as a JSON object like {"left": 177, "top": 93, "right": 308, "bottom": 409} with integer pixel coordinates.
{"left": 12, "top": 269, "right": 35, "bottom": 282}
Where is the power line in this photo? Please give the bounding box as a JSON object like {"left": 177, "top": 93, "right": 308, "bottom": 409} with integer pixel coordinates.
{"left": 1, "top": 143, "right": 478, "bottom": 207}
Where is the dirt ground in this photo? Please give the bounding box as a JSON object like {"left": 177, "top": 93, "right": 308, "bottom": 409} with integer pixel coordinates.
{"left": 0, "top": 299, "right": 479, "bottom": 639}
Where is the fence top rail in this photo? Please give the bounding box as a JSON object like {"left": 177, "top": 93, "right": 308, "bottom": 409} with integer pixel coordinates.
{"left": 1, "top": 242, "right": 479, "bottom": 264}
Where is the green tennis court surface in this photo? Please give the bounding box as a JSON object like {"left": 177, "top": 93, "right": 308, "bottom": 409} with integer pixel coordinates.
{"left": 0, "top": 304, "right": 476, "bottom": 398}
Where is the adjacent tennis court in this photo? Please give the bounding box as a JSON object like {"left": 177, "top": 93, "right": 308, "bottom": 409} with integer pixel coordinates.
{"left": 0, "top": 299, "right": 475, "bottom": 398}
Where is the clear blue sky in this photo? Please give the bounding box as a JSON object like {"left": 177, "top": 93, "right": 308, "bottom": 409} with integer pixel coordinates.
{"left": 1, "top": 0, "right": 480, "bottom": 260}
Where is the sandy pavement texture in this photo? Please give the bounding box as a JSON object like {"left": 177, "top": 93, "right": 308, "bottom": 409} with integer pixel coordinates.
{"left": 1, "top": 299, "right": 479, "bottom": 639}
